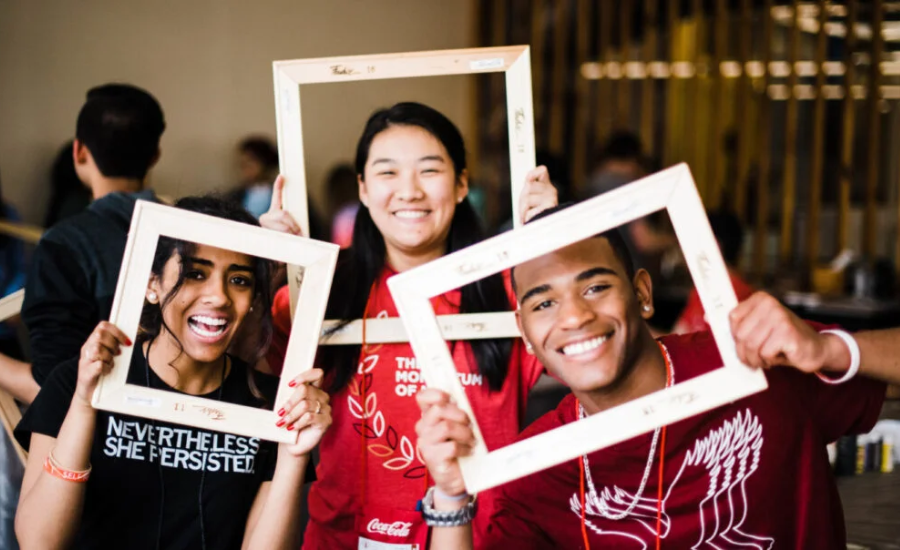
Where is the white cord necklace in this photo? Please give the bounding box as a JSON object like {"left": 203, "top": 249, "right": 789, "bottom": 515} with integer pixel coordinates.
{"left": 578, "top": 343, "right": 675, "bottom": 521}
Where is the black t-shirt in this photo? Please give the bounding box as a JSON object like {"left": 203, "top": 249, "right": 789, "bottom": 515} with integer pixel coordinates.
{"left": 16, "top": 352, "right": 280, "bottom": 550}
{"left": 23, "top": 190, "right": 160, "bottom": 385}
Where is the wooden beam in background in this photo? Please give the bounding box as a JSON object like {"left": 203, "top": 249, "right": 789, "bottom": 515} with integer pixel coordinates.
{"left": 664, "top": 0, "right": 680, "bottom": 168}
{"left": 838, "top": 0, "right": 859, "bottom": 255}
{"left": 692, "top": 0, "right": 707, "bottom": 199}
{"left": 754, "top": 0, "right": 775, "bottom": 282}
{"left": 779, "top": 0, "right": 802, "bottom": 267}
{"left": 595, "top": 0, "right": 614, "bottom": 145}
{"left": 709, "top": 0, "right": 729, "bottom": 209}
{"left": 549, "top": 0, "right": 569, "bottom": 154}
{"left": 531, "top": 0, "right": 548, "bottom": 147}
{"left": 618, "top": 0, "right": 633, "bottom": 128}
{"left": 805, "top": 0, "right": 829, "bottom": 279}
{"left": 864, "top": 0, "right": 885, "bottom": 259}
{"left": 641, "top": 0, "right": 658, "bottom": 158}
{"left": 735, "top": 0, "right": 753, "bottom": 221}
{"left": 572, "top": 0, "right": 592, "bottom": 194}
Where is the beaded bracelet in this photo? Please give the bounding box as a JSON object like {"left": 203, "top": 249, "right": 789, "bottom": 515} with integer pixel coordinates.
{"left": 43, "top": 451, "right": 91, "bottom": 483}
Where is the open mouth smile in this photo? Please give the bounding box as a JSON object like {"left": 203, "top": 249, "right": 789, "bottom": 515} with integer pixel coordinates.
{"left": 558, "top": 333, "right": 611, "bottom": 358}
{"left": 393, "top": 209, "right": 430, "bottom": 220}
{"left": 188, "top": 315, "right": 230, "bottom": 339}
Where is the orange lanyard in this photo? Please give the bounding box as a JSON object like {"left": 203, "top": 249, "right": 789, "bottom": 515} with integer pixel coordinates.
{"left": 577, "top": 342, "right": 672, "bottom": 550}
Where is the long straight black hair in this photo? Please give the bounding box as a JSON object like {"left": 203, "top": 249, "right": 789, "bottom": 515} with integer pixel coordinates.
{"left": 320, "top": 102, "right": 512, "bottom": 393}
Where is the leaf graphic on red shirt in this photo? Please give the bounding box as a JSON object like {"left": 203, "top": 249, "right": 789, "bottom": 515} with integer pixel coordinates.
{"left": 352, "top": 422, "right": 378, "bottom": 439}
{"left": 348, "top": 396, "right": 364, "bottom": 419}
{"left": 369, "top": 444, "right": 393, "bottom": 457}
{"left": 372, "top": 411, "right": 385, "bottom": 437}
{"left": 365, "top": 394, "right": 377, "bottom": 417}
{"left": 386, "top": 427, "right": 399, "bottom": 449}
{"left": 358, "top": 355, "right": 379, "bottom": 374}
{"left": 403, "top": 466, "right": 427, "bottom": 479}
{"left": 400, "top": 436, "right": 415, "bottom": 461}
{"left": 382, "top": 457, "right": 412, "bottom": 470}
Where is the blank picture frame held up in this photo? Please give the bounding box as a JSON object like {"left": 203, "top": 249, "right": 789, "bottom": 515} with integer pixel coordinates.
{"left": 387, "top": 164, "right": 769, "bottom": 494}
{"left": 91, "top": 201, "right": 339, "bottom": 444}
{"left": 272, "top": 46, "right": 536, "bottom": 344}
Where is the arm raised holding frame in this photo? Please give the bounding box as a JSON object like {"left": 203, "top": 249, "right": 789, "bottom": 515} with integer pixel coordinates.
{"left": 408, "top": 165, "right": 886, "bottom": 546}
{"left": 17, "top": 197, "right": 338, "bottom": 548}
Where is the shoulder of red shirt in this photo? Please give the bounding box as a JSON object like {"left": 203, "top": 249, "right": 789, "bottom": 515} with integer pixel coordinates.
{"left": 517, "top": 319, "right": 848, "bottom": 442}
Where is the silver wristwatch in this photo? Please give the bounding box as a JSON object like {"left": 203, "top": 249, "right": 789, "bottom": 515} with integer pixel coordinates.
{"left": 420, "top": 487, "right": 478, "bottom": 527}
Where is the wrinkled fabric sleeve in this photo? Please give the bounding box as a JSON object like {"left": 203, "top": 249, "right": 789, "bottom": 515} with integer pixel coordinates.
{"left": 21, "top": 239, "right": 97, "bottom": 385}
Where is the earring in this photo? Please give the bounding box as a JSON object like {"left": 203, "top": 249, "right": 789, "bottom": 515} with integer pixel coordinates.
{"left": 642, "top": 305, "right": 651, "bottom": 312}
{"left": 147, "top": 291, "right": 158, "bottom": 303}
{"left": 525, "top": 341, "right": 534, "bottom": 354}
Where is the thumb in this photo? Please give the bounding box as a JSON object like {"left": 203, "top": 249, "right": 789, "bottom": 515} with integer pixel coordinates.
{"left": 268, "top": 175, "right": 285, "bottom": 213}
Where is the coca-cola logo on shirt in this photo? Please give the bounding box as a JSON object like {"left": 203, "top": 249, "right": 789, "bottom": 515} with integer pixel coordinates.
{"left": 367, "top": 519, "right": 413, "bottom": 538}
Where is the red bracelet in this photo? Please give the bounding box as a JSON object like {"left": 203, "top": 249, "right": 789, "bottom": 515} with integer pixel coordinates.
{"left": 43, "top": 451, "right": 91, "bottom": 483}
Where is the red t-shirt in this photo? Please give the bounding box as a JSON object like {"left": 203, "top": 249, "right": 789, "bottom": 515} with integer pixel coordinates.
{"left": 481, "top": 331, "right": 885, "bottom": 549}
{"left": 268, "top": 268, "right": 544, "bottom": 549}
{"left": 675, "top": 269, "right": 755, "bottom": 334}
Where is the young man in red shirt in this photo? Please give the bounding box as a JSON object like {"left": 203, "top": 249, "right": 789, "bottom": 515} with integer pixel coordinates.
{"left": 415, "top": 221, "right": 889, "bottom": 549}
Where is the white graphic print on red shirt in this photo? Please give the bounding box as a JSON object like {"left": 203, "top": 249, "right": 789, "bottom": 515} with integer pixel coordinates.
{"left": 570, "top": 409, "right": 773, "bottom": 549}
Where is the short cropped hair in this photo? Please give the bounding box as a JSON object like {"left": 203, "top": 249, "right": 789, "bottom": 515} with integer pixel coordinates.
{"left": 75, "top": 83, "right": 165, "bottom": 180}
{"left": 510, "top": 203, "right": 637, "bottom": 295}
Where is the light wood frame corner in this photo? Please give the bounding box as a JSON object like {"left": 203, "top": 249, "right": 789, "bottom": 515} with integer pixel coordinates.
{"left": 387, "top": 163, "right": 769, "bottom": 493}
{"left": 91, "top": 201, "right": 339, "bottom": 444}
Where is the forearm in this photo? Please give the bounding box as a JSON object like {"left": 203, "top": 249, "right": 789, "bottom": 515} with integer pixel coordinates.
{"left": 853, "top": 329, "right": 900, "bottom": 385}
{"left": 428, "top": 494, "right": 474, "bottom": 550}
{"left": 16, "top": 402, "right": 96, "bottom": 548}
{"left": 243, "top": 448, "right": 309, "bottom": 550}
{"left": 0, "top": 355, "right": 38, "bottom": 404}
{"left": 813, "top": 328, "right": 900, "bottom": 386}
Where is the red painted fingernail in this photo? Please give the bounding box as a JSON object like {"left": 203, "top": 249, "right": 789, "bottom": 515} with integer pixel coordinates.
{"left": 125, "top": 338, "right": 133, "bottom": 346}
{"left": 288, "top": 380, "right": 297, "bottom": 388}
{"left": 277, "top": 408, "right": 286, "bottom": 417}
{"left": 287, "top": 424, "right": 295, "bottom": 431}
{"left": 276, "top": 419, "right": 286, "bottom": 427}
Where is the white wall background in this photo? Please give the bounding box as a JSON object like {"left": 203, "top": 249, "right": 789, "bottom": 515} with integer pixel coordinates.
{"left": 0, "top": 0, "right": 477, "bottom": 223}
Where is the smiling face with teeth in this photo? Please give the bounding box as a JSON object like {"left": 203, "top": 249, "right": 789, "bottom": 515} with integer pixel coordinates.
{"left": 359, "top": 124, "right": 468, "bottom": 272}
{"left": 514, "top": 237, "right": 666, "bottom": 413}
{"left": 147, "top": 243, "right": 256, "bottom": 373}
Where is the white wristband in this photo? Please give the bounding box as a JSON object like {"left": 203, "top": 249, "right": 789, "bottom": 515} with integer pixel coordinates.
{"left": 434, "top": 486, "right": 470, "bottom": 502}
{"left": 816, "top": 329, "right": 860, "bottom": 385}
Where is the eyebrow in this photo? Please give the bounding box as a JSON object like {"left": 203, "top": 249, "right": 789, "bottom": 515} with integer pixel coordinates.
{"left": 576, "top": 267, "right": 618, "bottom": 282}
{"left": 418, "top": 155, "right": 445, "bottom": 163}
{"left": 519, "top": 266, "right": 619, "bottom": 305}
{"left": 185, "top": 256, "right": 254, "bottom": 273}
{"left": 370, "top": 155, "right": 446, "bottom": 166}
{"left": 520, "top": 283, "right": 551, "bottom": 305}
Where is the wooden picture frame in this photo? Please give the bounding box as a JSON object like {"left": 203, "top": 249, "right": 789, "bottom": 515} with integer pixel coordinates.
{"left": 0, "top": 289, "right": 26, "bottom": 464}
{"left": 273, "top": 46, "right": 535, "bottom": 341}
{"left": 91, "top": 201, "right": 339, "bottom": 444}
{"left": 0, "top": 290, "right": 24, "bottom": 324}
{"left": 388, "top": 164, "right": 769, "bottom": 494}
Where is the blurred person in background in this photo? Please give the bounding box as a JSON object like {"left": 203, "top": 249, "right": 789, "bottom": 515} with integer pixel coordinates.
{"left": 0, "top": 169, "right": 27, "bottom": 550}
{"left": 581, "top": 131, "right": 676, "bottom": 280}
{"left": 43, "top": 141, "right": 92, "bottom": 228}
{"left": 11, "top": 83, "right": 166, "bottom": 407}
{"left": 672, "top": 209, "right": 754, "bottom": 334}
{"left": 323, "top": 163, "right": 359, "bottom": 248}
{"left": 229, "top": 136, "right": 279, "bottom": 219}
